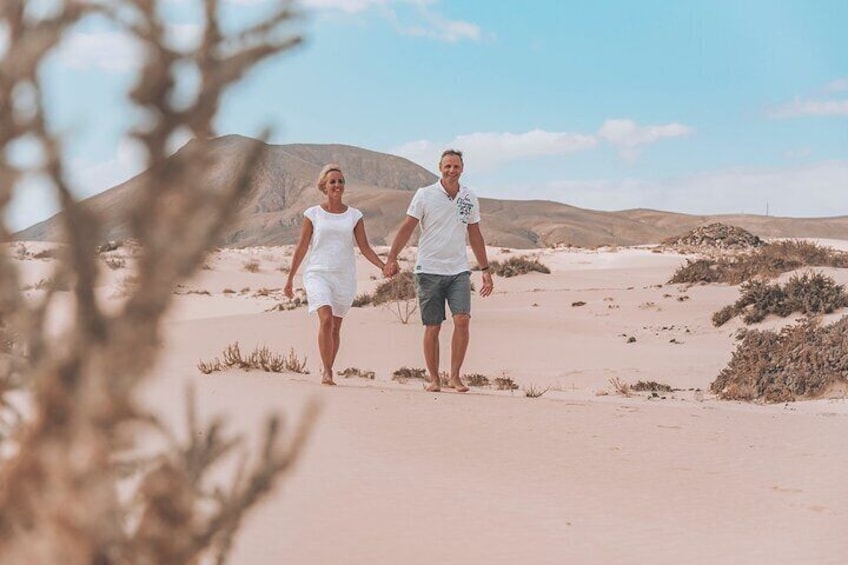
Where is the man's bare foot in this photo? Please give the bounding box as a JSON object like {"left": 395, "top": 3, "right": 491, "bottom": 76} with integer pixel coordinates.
{"left": 449, "top": 378, "right": 469, "bottom": 393}
{"left": 425, "top": 375, "right": 441, "bottom": 392}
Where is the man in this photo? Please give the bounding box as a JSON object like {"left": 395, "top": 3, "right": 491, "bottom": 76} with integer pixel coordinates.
{"left": 384, "top": 149, "right": 494, "bottom": 393}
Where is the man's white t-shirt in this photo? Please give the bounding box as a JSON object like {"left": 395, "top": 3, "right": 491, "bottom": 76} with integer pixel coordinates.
{"left": 406, "top": 182, "right": 481, "bottom": 276}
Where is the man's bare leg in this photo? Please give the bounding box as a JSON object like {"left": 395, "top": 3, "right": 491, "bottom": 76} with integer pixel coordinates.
{"left": 423, "top": 324, "right": 441, "bottom": 392}
{"left": 449, "top": 314, "right": 470, "bottom": 392}
{"left": 316, "top": 306, "right": 336, "bottom": 385}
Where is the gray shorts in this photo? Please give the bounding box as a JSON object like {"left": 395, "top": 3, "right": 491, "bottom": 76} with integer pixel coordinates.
{"left": 415, "top": 272, "right": 471, "bottom": 326}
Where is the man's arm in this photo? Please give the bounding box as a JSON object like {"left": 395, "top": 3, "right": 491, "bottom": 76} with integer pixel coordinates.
{"left": 467, "top": 222, "right": 493, "bottom": 297}
{"left": 384, "top": 215, "right": 419, "bottom": 277}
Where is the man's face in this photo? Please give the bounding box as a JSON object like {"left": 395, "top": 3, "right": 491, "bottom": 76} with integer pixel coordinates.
{"left": 439, "top": 154, "right": 463, "bottom": 183}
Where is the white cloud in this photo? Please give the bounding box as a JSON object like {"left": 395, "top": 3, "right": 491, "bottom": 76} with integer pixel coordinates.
{"left": 67, "top": 138, "right": 148, "bottom": 199}
{"left": 391, "top": 129, "right": 597, "bottom": 172}
{"left": 493, "top": 160, "right": 848, "bottom": 219}
{"left": 6, "top": 138, "right": 148, "bottom": 232}
{"left": 769, "top": 97, "right": 848, "bottom": 118}
{"left": 824, "top": 78, "right": 848, "bottom": 93}
{"left": 56, "top": 31, "right": 142, "bottom": 72}
{"left": 597, "top": 119, "right": 693, "bottom": 160}
{"left": 388, "top": 6, "right": 481, "bottom": 42}
{"left": 304, "top": 0, "right": 482, "bottom": 42}
{"left": 302, "top": 0, "right": 390, "bottom": 13}
{"left": 784, "top": 147, "right": 811, "bottom": 159}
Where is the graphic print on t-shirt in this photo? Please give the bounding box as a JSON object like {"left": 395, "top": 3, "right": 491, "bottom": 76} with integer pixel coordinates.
{"left": 456, "top": 194, "right": 474, "bottom": 224}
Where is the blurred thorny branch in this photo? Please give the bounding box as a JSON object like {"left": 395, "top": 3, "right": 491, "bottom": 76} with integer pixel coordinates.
{"left": 0, "top": 1, "right": 316, "bottom": 563}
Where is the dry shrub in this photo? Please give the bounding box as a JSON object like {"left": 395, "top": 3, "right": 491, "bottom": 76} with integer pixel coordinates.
{"left": 464, "top": 373, "right": 490, "bottom": 387}
{"left": 712, "top": 272, "right": 848, "bottom": 327}
{"left": 493, "top": 376, "right": 519, "bottom": 391}
{"left": 488, "top": 255, "right": 550, "bottom": 278}
{"left": 265, "top": 295, "right": 307, "bottom": 312}
{"left": 712, "top": 316, "right": 848, "bottom": 402}
{"left": 391, "top": 366, "right": 428, "bottom": 383}
{"left": 0, "top": 3, "right": 312, "bottom": 564}
{"left": 198, "top": 343, "right": 309, "bottom": 375}
{"left": 631, "top": 381, "right": 674, "bottom": 393}
{"left": 670, "top": 240, "right": 848, "bottom": 285}
{"left": 32, "top": 248, "right": 60, "bottom": 260}
{"left": 609, "top": 377, "right": 631, "bottom": 397}
{"left": 104, "top": 257, "right": 126, "bottom": 270}
{"left": 337, "top": 367, "right": 375, "bottom": 380}
{"left": 524, "top": 385, "right": 550, "bottom": 398}
{"left": 372, "top": 271, "right": 418, "bottom": 324}
{"left": 242, "top": 259, "right": 260, "bottom": 273}
{"left": 351, "top": 292, "right": 372, "bottom": 307}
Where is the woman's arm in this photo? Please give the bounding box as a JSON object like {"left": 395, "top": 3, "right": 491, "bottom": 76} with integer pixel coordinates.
{"left": 353, "top": 218, "right": 385, "bottom": 270}
{"left": 284, "top": 217, "right": 313, "bottom": 298}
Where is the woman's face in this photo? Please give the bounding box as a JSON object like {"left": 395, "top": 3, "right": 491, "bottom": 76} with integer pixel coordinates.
{"left": 325, "top": 170, "right": 346, "bottom": 199}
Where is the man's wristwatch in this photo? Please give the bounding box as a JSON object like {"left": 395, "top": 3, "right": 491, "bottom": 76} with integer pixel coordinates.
{"left": 480, "top": 265, "right": 489, "bottom": 271}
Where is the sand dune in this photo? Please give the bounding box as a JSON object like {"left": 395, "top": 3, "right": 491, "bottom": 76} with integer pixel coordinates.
{"left": 12, "top": 240, "right": 848, "bottom": 564}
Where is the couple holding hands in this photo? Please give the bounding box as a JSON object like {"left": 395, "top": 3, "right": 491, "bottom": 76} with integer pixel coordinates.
{"left": 284, "top": 149, "right": 494, "bottom": 391}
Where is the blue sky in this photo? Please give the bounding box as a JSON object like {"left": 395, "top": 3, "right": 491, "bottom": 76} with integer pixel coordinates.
{"left": 7, "top": 0, "right": 848, "bottom": 230}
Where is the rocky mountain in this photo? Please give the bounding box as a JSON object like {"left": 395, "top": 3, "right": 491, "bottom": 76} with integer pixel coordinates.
{"left": 14, "top": 135, "right": 848, "bottom": 248}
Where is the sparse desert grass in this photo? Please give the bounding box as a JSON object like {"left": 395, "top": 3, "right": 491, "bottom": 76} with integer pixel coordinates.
{"left": 337, "top": 367, "right": 375, "bottom": 380}
{"left": 391, "top": 366, "right": 428, "bottom": 383}
{"left": 223, "top": 288, "right": 236, "bottom": 294}
{"left": 487, "top": 255, "right": 550, "bottom": 278}
{"left": 493, "top": 376, "right": 519, "bottom": 391}
{"left": 712, "top": 316, "right": 848, "bottom": 402}
{"left": 631, "top": 381, "right": 674, "bottom": 393}
{"left": 198, "top": 342, "right": 309, "bottom": 375}
{"left": 32, "top": 248, "right": 59, "bottom": 260}
{"left": 524, "top": 385, "right": 550, "bottom": 398}
{"left": 253, "top": 287, "right": 281, "bottom": 297}
{"left": 712, "top": 272, "right": 848, "bottom": 326}
{"left": 464, "top": 373, "right": 490, "bottom": 387}
{"left": 669, "top": 240, "right": 848, "bottom": 285}
{"left": 266, "top": 296, "right": 307, "bottom": 312}
{"left": 243, "top": 259, "right": 260, "bottom": 273}
{"left": 609, "top": 377, "right": 631, "bottom": 397}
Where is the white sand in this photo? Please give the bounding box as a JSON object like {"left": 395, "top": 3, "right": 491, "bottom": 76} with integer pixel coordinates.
{"left": 10, "top": 241, "right": 848, "bottom": 564}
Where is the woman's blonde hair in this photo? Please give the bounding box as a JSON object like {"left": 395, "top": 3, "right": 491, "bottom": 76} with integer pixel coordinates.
{"left": 316, "top": 163, "right": 343, "bottom": 194}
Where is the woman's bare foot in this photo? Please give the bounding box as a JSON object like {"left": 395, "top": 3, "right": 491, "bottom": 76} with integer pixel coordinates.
{"left": 321, "top": 370, "right": 336, "bottom": 386}
{"left": 449, "top": 378, "right": 469, "bottom": 393}
{"left": 425, "top": 382, "right": 441, "bottom": 392}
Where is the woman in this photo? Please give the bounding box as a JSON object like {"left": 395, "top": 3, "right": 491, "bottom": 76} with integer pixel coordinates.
{"left": 285, "top": 164, "right": 385, "bottom": 385}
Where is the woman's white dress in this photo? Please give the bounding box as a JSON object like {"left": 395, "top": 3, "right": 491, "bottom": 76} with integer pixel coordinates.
{"left": 302, "top": 205, "right": 363, "bottom": 317}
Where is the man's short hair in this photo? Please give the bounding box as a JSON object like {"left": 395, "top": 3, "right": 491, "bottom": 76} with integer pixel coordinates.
{"left": 440, "top": 148, "right": 463, "bottom": 164}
